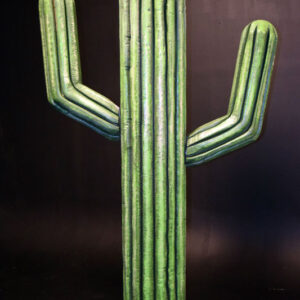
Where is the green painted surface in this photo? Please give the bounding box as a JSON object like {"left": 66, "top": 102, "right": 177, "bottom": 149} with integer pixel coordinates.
{"left": 39, "top": 0, "right": 278, "bottom": 299}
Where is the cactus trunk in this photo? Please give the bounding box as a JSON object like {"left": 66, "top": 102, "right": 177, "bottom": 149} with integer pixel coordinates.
{"left": 39, "top": 0, "right": 278, "bottom": 299}
{"left": 120, "top": 1, "right": 186, "bottom": 299}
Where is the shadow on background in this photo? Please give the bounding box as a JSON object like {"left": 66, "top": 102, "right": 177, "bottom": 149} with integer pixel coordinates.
{"left": 1, "top": 0, "right": 299, "bottom": 299}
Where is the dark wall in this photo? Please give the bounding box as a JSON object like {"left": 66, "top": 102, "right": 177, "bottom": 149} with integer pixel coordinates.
{"left": 1, "top": 0, "right": 299, "bottom": 299}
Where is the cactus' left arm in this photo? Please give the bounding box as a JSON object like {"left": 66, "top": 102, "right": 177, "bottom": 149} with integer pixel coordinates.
{"left": 186, "top": 20, "right": 278, "bottom": 167}
{"left": 39, "top": 0, "right": 120, "bottom": 140}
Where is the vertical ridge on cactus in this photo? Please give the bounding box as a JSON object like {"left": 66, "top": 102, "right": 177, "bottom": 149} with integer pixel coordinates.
{"left": 39, "top": 1, "right": 278, "bottom": 299}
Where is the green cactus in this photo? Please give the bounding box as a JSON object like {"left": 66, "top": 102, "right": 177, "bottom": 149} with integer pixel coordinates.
{"left": 39, "top": 0, "right": 278, "bottom": 299}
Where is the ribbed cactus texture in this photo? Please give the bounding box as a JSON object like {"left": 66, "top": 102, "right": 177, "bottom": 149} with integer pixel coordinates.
{"left": 120, "top": 1, "right": 186, "bottom": 299}
{"left": 39, "top": 0, "right": 278, "bottom": 299}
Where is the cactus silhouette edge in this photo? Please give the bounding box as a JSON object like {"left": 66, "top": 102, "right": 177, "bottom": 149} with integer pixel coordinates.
{"left": 39, "top": 0, "right": 278, "bottom": 299}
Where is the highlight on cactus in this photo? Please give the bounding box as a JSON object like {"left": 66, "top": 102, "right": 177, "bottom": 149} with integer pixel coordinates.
{"left": 39, "top": 0, "right": 278, "bottom": 299}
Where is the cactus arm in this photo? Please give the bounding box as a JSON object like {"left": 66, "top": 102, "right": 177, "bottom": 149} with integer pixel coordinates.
{"left": 39, "top": 0, "right": 120, "bottom": 140}
{"left": 186, "top": 20, "right": 277, "bottom": 167}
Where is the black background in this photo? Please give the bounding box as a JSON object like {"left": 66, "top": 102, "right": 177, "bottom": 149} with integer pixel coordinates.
{"left": 1, "top": 0, "right": 300, "bottom": 299}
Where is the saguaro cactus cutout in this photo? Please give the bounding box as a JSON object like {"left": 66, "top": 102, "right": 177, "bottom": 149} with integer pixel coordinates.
{"left": 39, "top": 0, "right": 278, "bottom": 299}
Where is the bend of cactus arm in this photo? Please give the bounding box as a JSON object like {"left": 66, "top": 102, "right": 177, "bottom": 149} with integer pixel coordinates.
{"left": 39, "top": 0, "right": 120, "bottom": 140}
{"left": 186, "top": 20, "right": 277, "bottom": 167}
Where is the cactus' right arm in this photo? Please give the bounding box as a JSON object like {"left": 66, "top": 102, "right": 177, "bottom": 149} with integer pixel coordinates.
{"left": 186, "top": 21, "right": 278, "bottom": 166}
{"left": 39, "top": 0, "right": 120, "bottom": 140}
